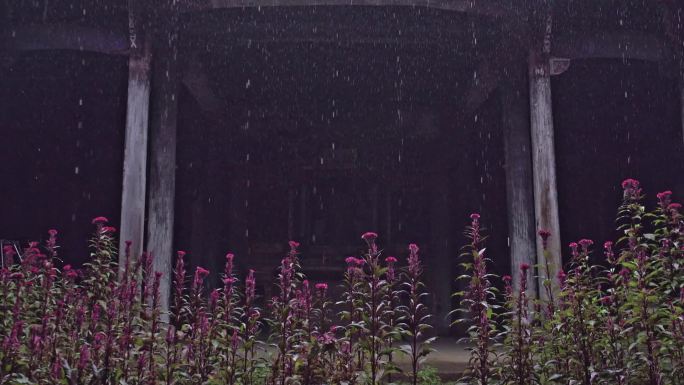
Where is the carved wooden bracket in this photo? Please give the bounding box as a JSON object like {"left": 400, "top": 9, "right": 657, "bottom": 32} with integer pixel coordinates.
{"left": 550, "top": 57, "right": 571, "bottom": 76}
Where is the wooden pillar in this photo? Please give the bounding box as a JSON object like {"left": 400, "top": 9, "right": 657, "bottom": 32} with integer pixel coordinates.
{"left": 119, "top": 10, "right": 151, "bottom": 270}
{"left": 145, "top": 22, "right": 179, "bottom": 312}
{"left": 529, "top": 50, "right": 562, "bottom": 297}
{"left": 501, "top": 65, "right": 538, "bottom": 296}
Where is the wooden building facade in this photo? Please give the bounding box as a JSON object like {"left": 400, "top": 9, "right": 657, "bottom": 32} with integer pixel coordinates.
{"left": 2, "top": 1, "right": 683, "bottom": 331}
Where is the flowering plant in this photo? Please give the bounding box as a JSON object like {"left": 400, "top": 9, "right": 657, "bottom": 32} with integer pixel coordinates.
{"left": 454, "top": 180, "right": 683, "bottom": 385}
{"left": 0, "top": 223, "right": 434, "bottom": 385}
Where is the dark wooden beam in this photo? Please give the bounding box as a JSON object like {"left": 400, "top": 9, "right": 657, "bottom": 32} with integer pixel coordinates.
{"left": 181, "top": 0, "right": 511, "bottom": 17}
{"left": 5, "top": 23, "right": 670, "bottom": 63}
{"left": 2, "top": 24, "right": 129, "bottom": 55}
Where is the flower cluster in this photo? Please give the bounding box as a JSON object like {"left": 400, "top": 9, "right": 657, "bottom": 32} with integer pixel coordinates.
{"left": 454, "top": 180, "right": 684, "bottom": 385}
{"left": 0, "top": 223, "right": 436, "bottom": 385}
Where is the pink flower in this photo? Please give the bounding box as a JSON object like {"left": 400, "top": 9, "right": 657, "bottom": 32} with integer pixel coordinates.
{"left": 361, "top": 232, "right": 378, "bottom": 241}
{"left": 621, "top": 178, "right": 640, "bottom": 190}
{"left": 314, "top": 283, "right": 328, "bottom": 298}
{"left": 345, "top": 257, "right": 365, "bottom": 279}
{"left": 48, "top": 229, "right": 58, "bottom": 237}
{"left": 102, "top": 226, "right": 116, "bottom": 233}
{"left": 2, "top": 245, "right": 16, "bottom": 265}
{"left": 520, "top": 263, "right": 531, "bottom": 272}
{"left": 47, "top": 233, "right": 58, "bottom": 256}
{"left": 315, "top": 283, "right": 326, "bottom": 290}
{"left": 385, "top": 256, "right": 398, "bottom": 282}
{"left": 657, "top": 190, "right": 673, "bottom": 208}
{"left": 91, "top": 216, "right": 108, "bottom": 225}
{"left": 62, "top": 264, "right": 78, "bottom": 279}
{"left": 409, "top": 243, "right": 419, "bottom": 254}
{"left": 469, "top": 214, "right": 481, "bottom": 244}
{"left": 538, "top": 229, "right": 551, "bottom": 249}
{"left": 362, "top": 232, "right": 379, "bottom": 254}
{"left": 557, "top": 269, "right": 567, "bottom": 287}
{"left": 288, "top": 240, "right": 300, "bottom": 254}
{"left": 579, "top": 239, "right": 593, "bottom": 253}
{"left": 193, "top": 266, "right": 210, "bottom": 290}
{"left": 604, "top": 241, "right": 615, "bottom": 263}
{"left": 621, "top": 178, "right": 641, "bottom": 200}
{"left": 225, "top": 253, "right": 235, "bottom": 276}
{"left": 408, "top": 243, "right": 421, "bottom": 277}
{"left": 569, "top": 242, "right": 579, "bottom": 258}
{"left": 196, "top": 267, "right": 210, "bottom": 278}
{"left": 246, "top": 269, "right": 256, "bottom": 304}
